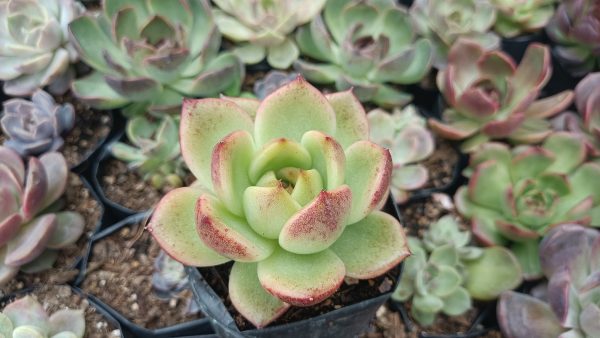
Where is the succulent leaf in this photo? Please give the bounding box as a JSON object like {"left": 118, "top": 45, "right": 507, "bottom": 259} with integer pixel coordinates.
{"left": 491, "top": 0, "right": 557, "bottom": 38}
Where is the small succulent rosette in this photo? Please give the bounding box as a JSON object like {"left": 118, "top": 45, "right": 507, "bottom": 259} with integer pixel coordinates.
{"left": 367, "top": 106, "right": 435, "bottom": 203}
{"left": 0, "top": 295, "right": 85, "bottom": 337}
{"left": 455, "top": 132, "right": 600, "bottom": 279}
{"left": 148, "top": 77, "right": 410, "bottom": 328}
{"left": 0, "top": 0, "right": 84, "bottom": 96}
{"left": 498, "top": 224, "right": 600, "bottom": 338}
{"left": 293, "top": 0, "right": 433, "bottom": 107}
{"left": 0, "top": 148, "right": 84, "bottom": 285}
{"left": 491, "top": 0, "right": 557, "bottom": 38}
{"left": 69, "top": 0, "right": 244, "bottom": 116}
{"left": 546, "top": 0, "right": 600, "bottom": 77}
{"left": 212, "top": 0, "right": 326, "bottom": 69}
{"left": 253, "top": 71, "right": 298, "bottom": 100}
{"left": 1, "top": 90, "right": 75, "bottom": 157}
{"left": 429, "top": 39, "right": 574, "bottom": 152}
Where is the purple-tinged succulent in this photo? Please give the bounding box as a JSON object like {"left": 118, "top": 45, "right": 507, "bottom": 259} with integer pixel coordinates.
{"left": 368, "top": 106, "right": 435, "bottom": 203}
{"left": 148, "top": 77, "right": 410, "bottom": 328}
{"left": 429, "top": 39, "right": 574, "bottom": 152}
{"left": 0, "top": 295, "right": 85, "bottom": 337}
{"left": 152, "top": 250, "right": 188, "bottom": 299}
{"left": 546, "top": 0, "right": 600, "bottom": 77}
{"left": 552, "top": 73, "right": 600, "bottom": 157}
{"left": 253, "top": 71, "right": 298, "bottom": 100}
{"left": 0, "top": 147, "right": 84, "bottom": 285}
{"left": 498, "top": 224, "right": 600, "bottom": 338}
{"left": 455, "top": 132, "right": 600, "bottom": 279}
{"left": 1, "top": 90, "right": 75, "bottom": 157}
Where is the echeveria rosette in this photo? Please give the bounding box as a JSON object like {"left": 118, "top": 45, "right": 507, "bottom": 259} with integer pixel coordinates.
{"left": 0, "top": 147, "right": 84, "bottom": 285}
{"left": 498, "top": 224, "right": 600, "bottom": 338}
{"left": 0, "top": 0, "right": 84, "bottom": 96}
{"left": 410, "top": 0, "right": 500, "bottom": 69}
{"left": 212, "top": 0, "right": 326, "bottom": 69}
{"left": 429, "top": 39, "right": 574, "bottom": 152}
{"left": 455, "top": 132, "right": 600, "bottom": 279}
{"left": 546, "top": 0, "right": 600, "bottom": 77}
{"left": 552, "top": 73, "right": 600, "bottom": 157}
{"left": 367, "top": 106, "right": 434, "bottom": 203}
{"left": 68, "top": 0, "right": 244, "bottom": 117}
{"left": 148, "top": 78, "right": 410, "bottom": 328}
{"left": 392, "top": 216, "right": 522, "bottom": 326}
{"left": 1, "top": 90, "right": 75, "bottom": 157}
{"left": 0, "top": 295, "right": 85, "bottom": 338}
{"left": 293, "top": 0, "right": 433, "bottom": 108}
{"left": 491, "top": 0, "right": 558, "bottom": 38}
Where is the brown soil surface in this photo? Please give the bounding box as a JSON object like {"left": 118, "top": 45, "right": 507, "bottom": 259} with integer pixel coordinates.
{"left": 400, "top": 193, "right": 467, "bottom": 237}
{"left": 413, "top": 137, "right": 459, "bottom": 193}
{"left": 0, "top": 285, "right": 120, "bottom": 337}
{"left": 81, "top": 221, "right": 203, "bottom": 329}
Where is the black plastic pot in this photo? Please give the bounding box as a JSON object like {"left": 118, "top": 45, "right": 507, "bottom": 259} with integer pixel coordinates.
{"left": 0, "top": 285, "right": 125, "bottom": 338}
{"left": 543, "top": 48, "right": 584, "bottom": 97}
{"left": 187, "top": 197, "right": 404, "bottom": 338}
{"left": 75, "top": 212, "right": 215, "bottom": 338}
{"left": 500, "top": 31, "right": 548, "bottom": 63}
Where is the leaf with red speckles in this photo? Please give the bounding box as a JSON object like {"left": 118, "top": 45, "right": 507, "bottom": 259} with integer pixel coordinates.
{"left": 279, "top": 185, "right": 352, "bottom": 254}
{"left": 325, "top": 90, "right": 369, "bottom": 149}
{"left": 243, "top": 184, "right": 301, "bottom": 239}
{"left": 257, "top": 248, "right": 345, "bottom": 307}
{"left": 229, "top": 262, "right": 290, "bottom": 328}
{"left": 331, "top": 210, "right": 409, "bottom": 279}
{"left": 301, "top": 130, "right": 345, "bottom": 190}
{"left": 344, "top": 141, "right": 392, "bottom": 224}
{"left": 148, "top": 187, "right": 230, "bottom": 267}
{"left": 196, "top": 194, "right": 276, "bottom": 262}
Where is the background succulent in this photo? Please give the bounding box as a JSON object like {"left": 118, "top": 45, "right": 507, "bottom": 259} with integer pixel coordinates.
{"left": 367, "top": 106, "right": 434, "bottom": 203}
{"left": 212, "top": 0, "right": 326, "bottom": 69}
{"left": 0, "top": 147, "right": 84, "bottom": 285}
{"left": 455, "top": 133, "right": 600, "bottom": 279}
{"left": 69, "top": 0, "right": 244, "bottom": 117}
{"left": 392, "top": 216, "right": 521, "bottom": 326}
{"left": 0, "top": 0, "right": 84, "bottom": 96}
{"left": 552, "top": 73, "right": 600, "bottom": 157}
{"left": 294, "top": 0, "right": 433, "bottom": 108}
{"left": 498, "top": 224, "right": 600, "bottom": 338}
{"left": 491, "top": 0, "right": 557, "bottom": 38}
{"left": 253, "top": 71, "right": 298, "bottom": 100}
{"left": 111, "top": 115, "right": 186, "bottom": 189}
{"left": 148, "top": 78, "right": 410, "bottom": 328}
{"left": 546, "top": 0, "right": 600, "bottom": 77}
{"left": 152, "top": 250, "right": 188, "bottom": 298}
{"left": 429, "top": 39, "right": 574, "bottom": 152}
{"left": 0, "top": 295, "right": 85, "bottom": 338}
{"left": 410, "top": 0, "right": 500, "bottom": 69}
{"left": 1, "top": 90, "right": 75, "bottom": 157}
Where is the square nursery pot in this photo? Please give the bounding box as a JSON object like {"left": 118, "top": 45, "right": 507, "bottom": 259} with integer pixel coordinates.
{"left": 187, "top": 197, "right": 404, "bottom": 338}
{"left": 75, "top": 212, "right": 216, "bottom": 338}
{"left": 0, "top": 285, "right": 125, "bottom": 338}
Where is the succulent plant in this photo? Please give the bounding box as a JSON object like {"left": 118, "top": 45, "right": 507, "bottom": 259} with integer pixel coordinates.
{"left": 410, "top": 0, "right": 500, "bottom": 69}
{"left": 367, "top": 106, "right": 434, "bottom": 203}
{"left": 293, "top": 0, "right": 433, "bottom": 108}
{"left": 498, "top": 224, "right": 600, "bottom": 338}
{"left": 392, "top": 216, "right": 521, "bottom": 326}
{"left": 546, "top": 0, "right": 600, "bottom": 77}
{"left": 148, "top": 77, "right": 410, "bottom": 328}
{"left": 429, "top": 39, "right": 574, "bottom": 152}
{"left": 0, "top": 147, "right": 84, "bottom": 285}
{"left": 455, "top": 132, "right": 600, "bottom": 279}
{"left": 0, "top": 295, "right": 85, "bottom": 338}
{"left": 0, "top": 0, "right": 84, "bottom": 96}
{"left": 1, "top": 90, "right": 75, "bottom": 157}
{"left": 68, "top": 0, "right": 244, "bottom": 117}
{"left": 552, "top": 73, "right": 600, "bottom": 157}
{"left": 111, "top": 115, "right": 185, "bottom": 189}
{"left": 211, "top": 0, "right": 326, "bottom": 69}
{"left": 253, "top": 71, "right": 298, "bottom": 100}
{"left": 152, "top": 250, "right": 188, "bottom": 298}
{"left": 491, "top": 0, "right": 557, "bottom": 38}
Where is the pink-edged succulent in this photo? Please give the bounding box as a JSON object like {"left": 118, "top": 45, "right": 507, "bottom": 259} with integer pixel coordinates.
{"left": 552, "top": 73, "right": 600, "bottom": 157}
{"left": 367, "top": 106, "right": 435, "bottom": 203}
{"left": 0, "top": 295, "right": 85, "bottom": 337}
{"left": 455, "top": 133, "right": 600, "bottom": 279}
{"left": 148, "top": 77, "right": 410, "bottom": 328}
{"left": 498, "top": 224, "right": 600, "bottom": 338}
{"left": 429, "top": 39, "right": 574, "bottom": 152}
{"left": 0, "top": 147, "right": 84, "bottom": 285}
